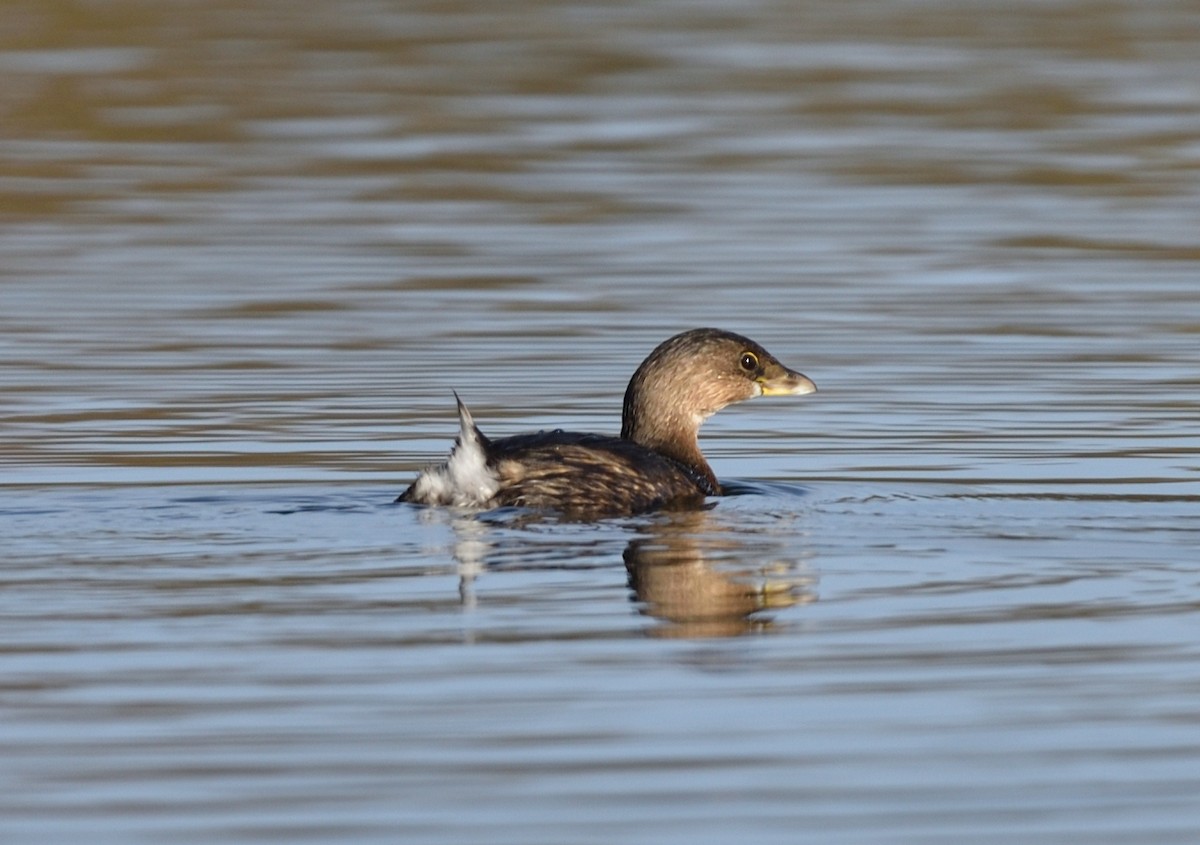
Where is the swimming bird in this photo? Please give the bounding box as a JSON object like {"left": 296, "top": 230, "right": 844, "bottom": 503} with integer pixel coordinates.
{"left": 397, "top": 328, "right": 816, "bottom": 516}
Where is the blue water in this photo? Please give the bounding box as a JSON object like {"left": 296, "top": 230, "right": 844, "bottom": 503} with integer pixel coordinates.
{"left": 2, "top": 0, "right": 1199, "bottom": 842}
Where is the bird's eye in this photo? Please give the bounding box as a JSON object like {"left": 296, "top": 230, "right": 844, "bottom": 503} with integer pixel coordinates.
{"left": 740, "top": 352, "right": 759, "bottom": 371}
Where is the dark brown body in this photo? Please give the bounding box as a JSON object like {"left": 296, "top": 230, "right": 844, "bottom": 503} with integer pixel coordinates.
{"left": 483, "top": 431, "right": 716, "bottom": 515}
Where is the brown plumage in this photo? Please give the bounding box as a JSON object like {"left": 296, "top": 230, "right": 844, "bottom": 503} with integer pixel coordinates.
{"left": 397, "top": 328, "right": 816, "bottom": 516}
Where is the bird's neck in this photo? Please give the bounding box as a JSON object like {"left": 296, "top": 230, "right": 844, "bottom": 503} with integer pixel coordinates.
{"left": 622, "top": 408, "right": 719, "bottom": 495}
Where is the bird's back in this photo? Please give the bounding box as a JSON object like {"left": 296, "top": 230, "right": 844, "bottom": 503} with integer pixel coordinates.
{"left": 397, "top": 400, "right": 714, "bottom": 515}
{"left": 486, "top": 430, "right": 715, "bottom": 515}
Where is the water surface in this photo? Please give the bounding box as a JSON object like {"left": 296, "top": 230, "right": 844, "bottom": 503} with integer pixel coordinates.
{"left": 2, "top": 1, "right": 1199, "bottom": 843}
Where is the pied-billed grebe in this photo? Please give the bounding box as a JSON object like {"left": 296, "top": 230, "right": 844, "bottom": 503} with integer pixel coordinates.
{"left": 397, "top": 328, "right": 816, "bottom": 515}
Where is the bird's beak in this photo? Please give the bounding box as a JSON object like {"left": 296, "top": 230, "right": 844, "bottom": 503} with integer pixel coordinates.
{"left": 758, "top": 366, "right": 817, "bottom": 397}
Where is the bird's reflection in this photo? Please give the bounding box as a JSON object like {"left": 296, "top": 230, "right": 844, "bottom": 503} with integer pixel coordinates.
{"left": 624, "top": 510, "right": 816, "bottom": 638}
{"left": 436, "top": 505, "right": 816, "bottom": 639}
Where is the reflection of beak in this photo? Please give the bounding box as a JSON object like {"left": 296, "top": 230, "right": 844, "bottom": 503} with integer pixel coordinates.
{"left": 759, "top": 367, "right": 817, "bottom": 397}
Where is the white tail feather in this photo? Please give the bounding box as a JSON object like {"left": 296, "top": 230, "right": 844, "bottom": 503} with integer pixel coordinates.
{"left": 405, "top": 394, "right": 500, "bottom": 506}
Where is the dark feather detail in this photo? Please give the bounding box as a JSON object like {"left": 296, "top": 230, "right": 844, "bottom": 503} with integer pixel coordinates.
{"left": 486, "top": 431, "right": 715, "bottom": 516}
